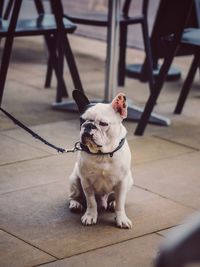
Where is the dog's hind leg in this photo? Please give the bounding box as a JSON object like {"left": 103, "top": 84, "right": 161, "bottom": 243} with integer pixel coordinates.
{"left": 68, "top": 164, "right": 85, "bottom": 213}
{"left": 107, "top": 192, "right": 116, "bottom": 212}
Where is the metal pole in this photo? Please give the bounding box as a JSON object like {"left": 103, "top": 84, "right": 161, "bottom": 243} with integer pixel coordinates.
{"left": 104, "top": 0, "right": 121, "bottom": 102}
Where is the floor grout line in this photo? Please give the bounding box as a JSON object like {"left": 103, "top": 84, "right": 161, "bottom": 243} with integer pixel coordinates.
{"left": 153, "top": 134, "right": 200, "bottom": 152}
{"left": 47, "top": 228, "right": 171, "bottom": 262}
{"left": 156, "top": 232, "right": 166, "bottom": 238}
{"left": 0, "top": 228, "right": 58, "bottom": 260}
{"left": 0, "top": 128, "right": 57, "bottom": 156}
{"left": 0, "top": 154, "right": 56, "bottom": 168}
{"left": 133, "top": 149, "right": 197, "bottom": 167}
{"left": 0, "top": 178, "right": 65, "bottom": 196}
{"left": 134, "top": 184, "right": 197, "bottom": 211}
{"left": 33, "top": 259, "right": 58, "bottom": 267}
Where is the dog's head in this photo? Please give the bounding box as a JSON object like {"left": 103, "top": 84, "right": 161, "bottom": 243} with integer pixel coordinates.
{"left": 73, "top": 90, "right": 127, "bottom": 153}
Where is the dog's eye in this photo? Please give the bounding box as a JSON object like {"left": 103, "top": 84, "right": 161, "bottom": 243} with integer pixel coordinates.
{"left": 99, "top": 121, "right": 109, "bottom": 127}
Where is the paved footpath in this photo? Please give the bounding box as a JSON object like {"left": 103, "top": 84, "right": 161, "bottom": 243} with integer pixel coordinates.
{"left": 0, "top": 37, "right": 200, "bottom": 267}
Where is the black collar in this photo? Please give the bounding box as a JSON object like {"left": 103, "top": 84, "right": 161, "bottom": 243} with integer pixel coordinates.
{"left": 79, "top": 138, "right": 126, "bottom": 157}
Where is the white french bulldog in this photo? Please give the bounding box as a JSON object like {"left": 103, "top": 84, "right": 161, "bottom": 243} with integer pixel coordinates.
{"left": 68, "top": 90, "right": 133, "bottom": 229}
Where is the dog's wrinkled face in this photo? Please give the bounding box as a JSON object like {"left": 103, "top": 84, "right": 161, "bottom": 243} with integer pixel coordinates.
{"left": 73, "top": 90, "right": 127, "bottom": 153}
{"left": 80, "top": 104, "right": 113, "bottom": 152}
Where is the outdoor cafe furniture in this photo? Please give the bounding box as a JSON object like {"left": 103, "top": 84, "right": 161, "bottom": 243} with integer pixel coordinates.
{"left": 134, "top": 0, "right": 199, "bottom": 135}
{"left": 51, "top": 0, "right": 170, "bottom": 128}
{"left": 46, "top": 0, "right": 154, "bottom": 93}
{"left": 0, "top": 0, "right": 84, "bottom": 107}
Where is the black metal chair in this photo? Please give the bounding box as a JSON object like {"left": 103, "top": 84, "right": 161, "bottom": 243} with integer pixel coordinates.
{"left": 45, "top": 0, "right": 154, "bottom": 93}
{"left": 137, "top": 0, "right": 200, "bottom": 83}
{"left": 174, "top": 29, "right": 200, "bottom": 114}
{"left": 0, "top": 0, "right": 84, "bottom": 106}
{"left": 134, "top": 0, "right": 196, "bottom": 136}
{"left": 155, "top": 213, "right": 200, "bottom": 267}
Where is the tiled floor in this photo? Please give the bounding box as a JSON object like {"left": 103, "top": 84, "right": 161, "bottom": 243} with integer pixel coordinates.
{"left": 0, "top": 36, "right": 200, "bottom": 267}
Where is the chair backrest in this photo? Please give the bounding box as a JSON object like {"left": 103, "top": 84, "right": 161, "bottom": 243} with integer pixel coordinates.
{"left": 34, "top": 0, "right": 45, "bottom": 14}
{"left": 194, "top": 0, "right": 200, "bottom": 26}
{"left": 122, "top": 0, "right": 149, "bottom": 17}
{"left": 2, "top": 0, "right": 47, "bottom": 20}
{"left": 1, "top": 0, "right": 14, "bottom": 20}
{"left": 0, "top": 1, "right": 4, "bottom": 17}
{"left": 150, "top": 0, "right": 194, "bottom": 64}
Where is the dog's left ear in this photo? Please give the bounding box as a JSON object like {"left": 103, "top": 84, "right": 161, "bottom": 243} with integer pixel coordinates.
{"left": 73, "top": 90, "right": 90, "bottom": 114}
{"left": 111, "top": 93, "right": 127, "bottom": 119}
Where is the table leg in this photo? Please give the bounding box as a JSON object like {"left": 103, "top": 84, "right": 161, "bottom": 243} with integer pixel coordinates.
{"left": 104, "top": 0, "right": 120, "bottom": 102}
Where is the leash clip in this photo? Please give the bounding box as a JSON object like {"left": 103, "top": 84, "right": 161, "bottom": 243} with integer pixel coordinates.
{"left": 65, "top": 141, "right": 82, "bottom": 153}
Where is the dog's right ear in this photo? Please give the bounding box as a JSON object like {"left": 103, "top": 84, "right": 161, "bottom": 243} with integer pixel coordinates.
{"left": 72, "top": 90, "right": 90, "bottom": 114}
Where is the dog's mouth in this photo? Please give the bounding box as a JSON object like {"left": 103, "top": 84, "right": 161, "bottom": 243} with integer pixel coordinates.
{"left": 81, "top": 132, "right": 102, "bottom": 151}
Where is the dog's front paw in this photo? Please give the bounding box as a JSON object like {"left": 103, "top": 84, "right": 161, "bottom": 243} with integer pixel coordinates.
{"left": 115, "top": 211, "right": 132, "bottom": 229}
{"left": 69, "top": 200, "right": 83, "bottom": 213}
{"left": 81, "top": 210, "right": 97, "bottom": 226}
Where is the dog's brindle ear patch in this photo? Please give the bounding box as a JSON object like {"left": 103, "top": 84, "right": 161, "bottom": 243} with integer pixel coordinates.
{"left": 111, "top": 93, "right": 127, "bottom": 119}
{"left": 73, "top": 90, "right": 90, "bottom": 114}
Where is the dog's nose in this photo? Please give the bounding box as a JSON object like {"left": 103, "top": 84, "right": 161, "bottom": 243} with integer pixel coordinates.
{"left": 85, "top": 122, "right": 96, "bottom": 131}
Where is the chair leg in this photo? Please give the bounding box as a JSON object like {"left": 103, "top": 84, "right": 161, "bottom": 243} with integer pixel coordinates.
{"left": 44, "top": 41, "right": 68, "bottom": 98}
{"left": 3, "top": 0, "right": 14, "bottom": 19}
{"left": 57, "top": 32, "right": 68, "bottom": 99}
{"left": 45, "top": 34, "right": 68, "bottom": 102}
{"left": 50, "top": 0, "right": 84, "bottom": 93}
{"left": 141, "top": 19, "right": 154, "bottom": 93}
{"left": 44, "top": 57, "right": 53, "bottom": 88}
{"left": 33, "top": 0, "right": 54, "bottom": 90}
{"left": 174, "top": 53, "right": 200, "bottom": 114}
{"left": 0, "top": 0, "right": 22, "bottom": 106}
{"left": 118, "top": 24, "right": 127, "bottom": 86}
{"left": 0, "top": 1, "right": 4, "bottom": 17}
{"left": 134, "top": 45, "right": 178, "bottom": 136}
{"left": 63, "top": 35, "right": 84, "bottom": 92}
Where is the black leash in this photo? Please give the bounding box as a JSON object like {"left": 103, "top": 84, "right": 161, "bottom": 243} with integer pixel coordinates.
{"left": 0, "top": 107, "right": 125, "bottom": 157}
{"left": 0, "top": 107, "right": 81, "bottom": 153}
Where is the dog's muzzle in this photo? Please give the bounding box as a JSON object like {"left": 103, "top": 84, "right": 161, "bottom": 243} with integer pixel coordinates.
{"left": 81, "top": 122, "right": 102, "bottom": 148}
{"left": 81, "top": 122, "right": 95, "bottom": 144}
{"left": 83, "top": 122, "right": 97, "bottom": 131}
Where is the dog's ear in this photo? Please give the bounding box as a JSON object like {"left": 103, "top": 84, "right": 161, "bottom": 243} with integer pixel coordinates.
{"left": 111, "top": 93, "right": 127, "bottom": 119}
{"left": 73, "top": 90, "right": 90, "bottom": 114}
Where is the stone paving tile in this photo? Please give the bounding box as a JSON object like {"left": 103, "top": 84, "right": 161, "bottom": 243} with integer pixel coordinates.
{"left": 0, "top": 230, "right": 55, "bottom": 267}
{"left": 1, "top": 79, "right": 53, "bottom": 113}
{"left": 0, "top": 153, "right": 76, "bottom": 194}
{"left": 128, "top": 136, "right": 194, "bottom": 165}
{"left": 1, "top": 120, "right": 80, "bottom": 154}
{"left": 8, "top": 67, "right": 46, "bottom": 89}
{"left": 0, "top": 134, "right": 49, "bottom": 166}
{"left": 0, "top": 180, "right": 193, "bottom": 259}
{"left": 40, "top": 234, "right": 162, "bottom": 267}
{"left": 0, "top": 80, "right": 78, "bottom": 130}
{"left": 155, "top": 121, "right": 200, "bottom": 150}
{"left": 134, "top": 151, "right": 200, "bottom": 209}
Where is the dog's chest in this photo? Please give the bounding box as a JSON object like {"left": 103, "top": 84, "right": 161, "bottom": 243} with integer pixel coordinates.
{"left": 91, "top": 167, "right": 115, "bottom": 194}
{"left": 80, "top": 157, "right": 121, "bottom": 194}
